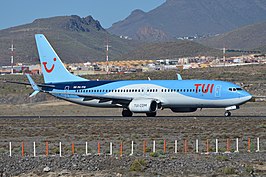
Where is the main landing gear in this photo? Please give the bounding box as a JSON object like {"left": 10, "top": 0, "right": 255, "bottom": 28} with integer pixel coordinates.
{"left": 122, "top": 109, "right": 133, "bottom": 117}
{"left": 121, "top": 109, "right": 157, "bottom": 117}
{"left": 146, "top": 112, "right": 157, "bottom": 117}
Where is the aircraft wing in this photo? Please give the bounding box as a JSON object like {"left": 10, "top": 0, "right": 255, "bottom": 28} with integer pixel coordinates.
{"left": 252, "top": 95, "right": 266, "bottom": 98}
{"left": 50, "top": 91, "right": 133, "bottom": 105}
{"left": 3, "top": 80, "right": 55, "bottom": 88}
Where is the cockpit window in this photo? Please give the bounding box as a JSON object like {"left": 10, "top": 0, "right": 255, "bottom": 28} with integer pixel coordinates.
{"left": 229, "top": 87, "right": 242, "bottom": 92}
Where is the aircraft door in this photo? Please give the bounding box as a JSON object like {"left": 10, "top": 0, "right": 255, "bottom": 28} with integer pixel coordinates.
{"left": 215, "top": 85, "right": 221, "bottom": 98}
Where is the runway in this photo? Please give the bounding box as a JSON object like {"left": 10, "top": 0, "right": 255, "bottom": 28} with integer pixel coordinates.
{"left": 0, "top": 115, "right": 265, "bottom": 119}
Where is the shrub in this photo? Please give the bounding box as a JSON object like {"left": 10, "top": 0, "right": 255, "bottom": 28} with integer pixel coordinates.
{"left": 245, "top": 165, "right": 254, "bottom": 174}
{"left": 130, "top": 159, "right": 147, "bottom": 172}
{"left": 216, "top": 155, "right": 229, "bottom": 161}
{"left": 223, "top": 167, "right": 236, "bottom": 175}
{"left": 150, "top": 152, "right": 159, "bottom": 157}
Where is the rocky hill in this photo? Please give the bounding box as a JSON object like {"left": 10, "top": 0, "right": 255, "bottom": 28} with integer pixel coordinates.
{"left": 0, "top": 15, "right": 138, "bottom": 65}
{"left": 199, "top": 22, "right": 266, "bottom": 50}
{"left": 108, "top": 0, "right": 266, "bottom": 41}
{"left": 122, "top": 41, "right": 223, "bottom": 60}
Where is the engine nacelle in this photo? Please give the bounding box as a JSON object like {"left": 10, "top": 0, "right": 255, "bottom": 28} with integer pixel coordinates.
{"left": 170, "top": 107, "right": 197, "bottom": 113}
{"left": 128, "top": 99, "right": 158, "bottom": 113}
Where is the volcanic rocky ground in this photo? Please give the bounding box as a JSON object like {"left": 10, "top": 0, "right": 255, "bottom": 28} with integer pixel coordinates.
{"left": 0, "top": 102, "right": 265, "bottom": 176}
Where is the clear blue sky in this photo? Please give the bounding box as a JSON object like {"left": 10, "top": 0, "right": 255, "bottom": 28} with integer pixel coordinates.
{"left": 0, "top": 0, "right": 165, "bottom": 30}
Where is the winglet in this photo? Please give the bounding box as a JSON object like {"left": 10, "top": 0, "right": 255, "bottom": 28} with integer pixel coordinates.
{"left": 177, "top": 73, "right": 183, "bottom": 80}
{"left": 26, "top": 74, "right": 40, "bottom": 97}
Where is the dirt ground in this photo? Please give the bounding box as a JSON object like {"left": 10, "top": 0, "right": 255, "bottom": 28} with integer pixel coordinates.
{"left": 0, "top": 101, "right": 265, "bottom": 176}
{"left": 0, "top": 101, "right": 265, "bottom": 152}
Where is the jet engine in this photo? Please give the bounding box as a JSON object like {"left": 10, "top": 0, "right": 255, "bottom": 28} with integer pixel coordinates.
{"left": 128, "top": 99, "right": 159, "bottom": 113}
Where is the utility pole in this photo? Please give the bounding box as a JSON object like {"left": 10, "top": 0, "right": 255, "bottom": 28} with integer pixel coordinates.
{"left": 105, "top": 37, "right": 111, "bottom": 74}
{"left": 9, "top": 41, "right": 15, "bottom": 74}
{"left": 223, "top": 47, "right": 226, "bottom": 66}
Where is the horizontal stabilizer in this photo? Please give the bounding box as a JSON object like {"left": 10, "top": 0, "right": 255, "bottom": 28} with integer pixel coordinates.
{"left": 177, "top": 73, "right": 183, "bottom": 80}
{"left": 26, "top": 74, "right": 40, "bottom": 97}
{"left": 29, "top": 90, "right": 39, "bottom": 98}
{"left": 26, "top": 74, "right": 40, "bottom": 92}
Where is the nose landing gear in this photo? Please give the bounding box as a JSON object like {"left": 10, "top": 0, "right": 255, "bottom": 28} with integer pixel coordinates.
{"left": 224, "top": 111, "right": 231, "bottom": 117}
{"left": 224, "top": 105, "right": 239, "bottom": 117}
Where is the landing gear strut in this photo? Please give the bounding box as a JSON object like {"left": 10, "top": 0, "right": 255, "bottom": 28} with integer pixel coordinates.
{"left": 224, "top": 111, "right": 231, "bottom": 117}
{"left": 146, "top": 112, "right": 157, "bottom": 117}
{"left": 122, "top": 109, "right": 133, "bottom": 117}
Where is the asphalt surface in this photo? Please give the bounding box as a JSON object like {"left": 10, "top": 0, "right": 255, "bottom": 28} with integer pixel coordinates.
{"left": 0, "top": 115, "right": 265, "bottom": 119}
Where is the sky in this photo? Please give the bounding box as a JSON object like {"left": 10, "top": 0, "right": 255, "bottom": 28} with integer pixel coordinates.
{"left": 0, "top": 0, "right": 165, "bottom": 30}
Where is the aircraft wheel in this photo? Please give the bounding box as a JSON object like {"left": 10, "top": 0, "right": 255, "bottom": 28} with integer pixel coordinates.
{"left": 146, "top": 112, "right": 157, "bottom": 117}
{"left": 224, "top": 111, "right": 231, "bottom": 117}
{"left": 122, "top": 109, "right": 133, "bottom": 117}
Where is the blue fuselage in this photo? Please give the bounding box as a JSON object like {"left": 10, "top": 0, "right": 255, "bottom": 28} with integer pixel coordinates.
{"left": 47, "top": 80, "right": 252, "bottom": 109}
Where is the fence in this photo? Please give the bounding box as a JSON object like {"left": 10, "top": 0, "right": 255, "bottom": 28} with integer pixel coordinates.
{"left": 0, "top": 137, "right": 264, "bottom": 158}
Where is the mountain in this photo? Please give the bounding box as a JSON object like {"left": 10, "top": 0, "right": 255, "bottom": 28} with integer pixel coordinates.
{"left": 121, "top": 41, "right": 222, "bottom": 60}
{"left": 108, "top": 0, "right": 266, "bottom": 41}
{"left": 0, "top": 15, "right": 138, "bottom": 66}
{"left": 199, "top": 21, "right": 266, "bottom": 50}
{"left": 257, "top": 45, "right": 266, "bottom": 54}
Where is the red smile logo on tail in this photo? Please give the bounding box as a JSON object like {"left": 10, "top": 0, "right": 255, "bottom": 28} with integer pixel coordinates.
{"left": 42, "top": 58, "right": 56, "bottom": 73}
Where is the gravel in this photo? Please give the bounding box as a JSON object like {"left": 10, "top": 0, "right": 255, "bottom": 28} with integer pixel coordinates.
{"left": 0, "top": 153, "right": 265, "bottom": 176}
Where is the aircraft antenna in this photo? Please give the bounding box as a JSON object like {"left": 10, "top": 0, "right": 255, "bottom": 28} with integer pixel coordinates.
{"left": 9, "top": 41, "right": 15, "bottom": 74}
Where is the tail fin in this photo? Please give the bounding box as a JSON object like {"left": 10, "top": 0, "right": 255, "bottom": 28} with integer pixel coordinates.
{"left": 35, "top": 34, "right": 87, "bottom": 83}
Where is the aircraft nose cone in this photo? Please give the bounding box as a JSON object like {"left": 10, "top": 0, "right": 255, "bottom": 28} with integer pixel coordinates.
{"left": 240, "top": 91, "right": 252, "bottom": 102}
{"left": 246, "top": 95, "right": 252, "bottom": 101}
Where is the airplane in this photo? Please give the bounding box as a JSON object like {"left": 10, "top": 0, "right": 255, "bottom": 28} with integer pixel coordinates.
{"left": 6, "top": 34, "right": 253, "bottom": 117}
